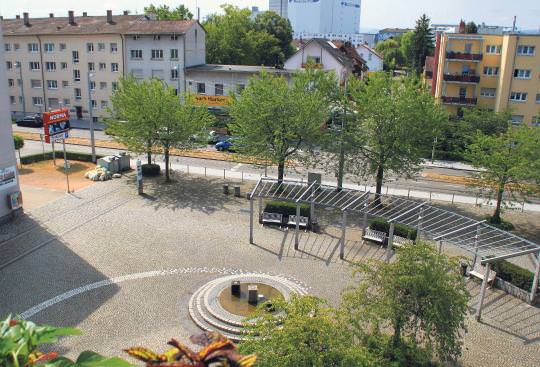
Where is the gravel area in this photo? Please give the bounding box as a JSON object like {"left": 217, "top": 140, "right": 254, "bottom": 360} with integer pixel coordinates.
{"left": 0, "top": 172, "right": 538, "bottom": 366}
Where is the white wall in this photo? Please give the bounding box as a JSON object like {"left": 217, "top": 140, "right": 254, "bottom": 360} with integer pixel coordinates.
{"left": 356, "top": 44, "right": 383, "bottom": 72}
{"left": 289, "top": 0, "right": 361, "bottom": 35}
{"left": 185, "top": 71, "right": 254, "bottom": 96}
{"left": 284, "top": 41, "right": 348, "bottom": 81}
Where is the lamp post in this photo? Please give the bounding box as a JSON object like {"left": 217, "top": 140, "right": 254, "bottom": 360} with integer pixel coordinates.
{"left": 87, "top": 71, "right": 96, "bottom": 162}
{"left": 431, "top": 136, "right": 438, "bottom": 164}
{"left": 15, "top": 62, "right": 25, "bottom": 116}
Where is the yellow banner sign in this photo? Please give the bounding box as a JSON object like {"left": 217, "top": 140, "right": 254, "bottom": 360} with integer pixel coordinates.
{"left": 194, "top": 94, "right": 231, "bottom": 107}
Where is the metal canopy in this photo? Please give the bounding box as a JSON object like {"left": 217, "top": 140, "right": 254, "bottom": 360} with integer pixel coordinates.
{"left": 250, "top": 177, "right": 540, "bottom": 263}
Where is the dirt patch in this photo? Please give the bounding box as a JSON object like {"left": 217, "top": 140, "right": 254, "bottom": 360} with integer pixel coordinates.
{"left": 18, "top": 160, "right": 96, "bottom": 192}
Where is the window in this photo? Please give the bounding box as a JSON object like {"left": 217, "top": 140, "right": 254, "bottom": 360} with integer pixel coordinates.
{"left": 480, "top": 88, "right": 496, "bottom": 98}
{"left": 112, "top": 82, "right": 118, "bottom": 91}
{"left": 151, "top": 69, "right": 164, "bottom": 79}
{"left": 98, "top": 43, "right": 105, "bottom": 51}
{"left": 30, "top": 79, "right": 42, "bottom": 88}
{"left": 75, "top": 88, "right": 82, "bottom": 99}
{"left": 131, "top": 68, "right": 143, "bottom": 79}
{"left": 92, "top": 117, "right": 99, "bottom": 123}
{"left": 483, "top": 66, "right": 499, "bottom": 76}
{"left": 10, "top": 96, "right": 16, "bottom": 104}
{"left": 73, "top": 69, "right": 81, "bottom": 81}
{"left": 110, "top": 43, "right": 118, "bottom": 53}
{"left": 61, "top": 62, "right": 68, "bottom": 70}
{"left": 44, "top": 43, "right": 54, "bottom": 52}
{"left": 170, "top": 69, "right": 178, "bottom": 80}
{"left": 306, "top": 55, "right": 321, "bottom": 64}
{"left": 485, "top": 45, "right": 501, "bottom": 54}
{"left": 111, "top": 63, "right": 119, "bottom": 72}
{"left": 513, "top": 69, "right": 531, "bottom": 79}
{"left": 170, "top": 35, "right": 178, "bottom": 40}
{"left": 14, "top": 43, "right": 20, "bottom": 51}
{"left": 532, "top": 116, "right": 540, "bottom": 126}
{"left": 45, "top": 62, "right": 56, "bottom": 71}
{"left": 28, "top": 43, "right": 38, "bottom": 52}
{"left": 517, "top": 45, "right": 535, "bottom": 56}
{"left": 99, "top": 63, "right": 106, "bottom": 71}
{"left": 62, "top": 81, "right": 69, "bottom": 88}
{"left": 197, "top": 82, "right": 205, "bottom": 94}
{"left": 130, "top": 49, "right": 143, "bottom": 59}
{"left": 6, "top": 61, "right": 13, "bottom": 70}
{"left": 510, "top": 115, "right": 523, "bottom": 124}
{"left": 63, "top": 98, "right": 71, "bottom": 106}
{"left": 47, "top": 80, "right": 58, "bottom": 89}
{"left": 510, "top": 92, "right": 527, "bottom": 102}
{"left": 536, "top": 93, "right": 540, "bottom": 104}
{"left": 32, "top": 96, "right": 43, "bottom": 106}
{"left": 88, "top": 62, "right": 95, "bottom": 71}
{"left": 86, "top": 42, "right": 94, "bottom": 52}
{"left": 59, "top": 43, "right": 66, "bottom": 51}
{"left": 100, "top": 82, "right": 107, "bottom": 90}
{"left": 29, "top": 61, "right": 40, "bottom": 71}
{"left": 153, "top": 35, "right": 161, "bottom": 40}
{"left": 90, "top": 81, "right": 96, "bottom": 90}
{"left": 8, "top": 79, "right": 14, "bottom": 87}
{"left": 72, "top": 50, "right": 79, "bottom": 63}
{"left": 4, "top": 43, "right": 10, "bottom": 51}
{"left": 100, "top": 100, "right": 108, "bottom": 109}
{"left": 236, "top": 84, "right": 245, "bottom": 93}
{"left": 48, "top": 98, "right": 59, "bottom": 108}
{"left": 170, "top": 48, "right": 178, "bottom": 60}
{"left": 91, "top": 100, "right": 97, "bottom": 108}
{"left": 215, "top": 83, "right": 224, "bottom": 96}
{"left": 151, "top": 49, "right": 164, "bottom": 60}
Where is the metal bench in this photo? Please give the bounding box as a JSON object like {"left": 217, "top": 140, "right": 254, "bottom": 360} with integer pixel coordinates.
{"left": 468, "top": 263, "right": 497, "bottom": 287}
{"left": 287, "top": 215, "right": 309, "bottom": 231}
{"left": 362, "top": 228, "right": 386, "bottom": 244}
{"left": 261, "top": 212, "right": 283, "bottom": 228}
{"left": 393, "top": 235, "right": 414, "bottom": 248}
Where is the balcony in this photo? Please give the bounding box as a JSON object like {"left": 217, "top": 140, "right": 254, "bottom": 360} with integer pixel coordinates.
{"left": 446, "top": 51, "right": 483, "bottom": 61}
{"left": 443, "top": 74, "right": 480, "bottom": 83}
{"left": 441, "top": 96, "right": 477, "bottom": 106}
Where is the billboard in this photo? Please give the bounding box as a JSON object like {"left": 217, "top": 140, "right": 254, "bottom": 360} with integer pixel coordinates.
{"left": 43, "top": 108, "right": 70, "bottom": 143}
{"left": 0, "top": 166, "right": 17, "bottom": 189}
{"left": 194, "top": 95, "right": 231, "bottom": 107}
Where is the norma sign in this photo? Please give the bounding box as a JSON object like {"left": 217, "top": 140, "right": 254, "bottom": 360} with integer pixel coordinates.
{"left": 0, "top": 166, "right": 17, "bottom": 189}
{"left": 194, "top": 94, "right": 231, "bottom": 107}
{"left": 43, "top": 108, "right": 70, "bottom": 143}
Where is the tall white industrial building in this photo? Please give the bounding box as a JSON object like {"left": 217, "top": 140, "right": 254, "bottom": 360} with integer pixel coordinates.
{"left": 269, "top": 0, "right": 288, "bottom": 18}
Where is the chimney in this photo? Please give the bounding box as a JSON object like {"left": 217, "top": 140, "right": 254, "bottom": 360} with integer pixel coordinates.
{"left": 49, "top": 13, "right": 54, "bottom": 18}
{"left": 458, "top": 19, "right": 466, "bottom": 33}
{"left": 15, "top": 15, "right": 20, "bottom": 19}
{"left": 123, "top": 10, "right": 129, "bottom": 15}
{"left": 68, "top": 10, "right": 75, "bottom": 25}
{"left": 106, "top": 10, "right": 113, "bottom": 24}
{"left": 23, "top": 12, "right": 30, "bottom": 26}
{"left": 83, "top": 12, "right": 87, "bottom": 17}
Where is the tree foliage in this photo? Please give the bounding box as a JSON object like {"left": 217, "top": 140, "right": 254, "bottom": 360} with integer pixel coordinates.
{"left": 465, "top": 125, "right": 540, "bottom": 223}
{"left": 144, "top": 4, "right": 193, "bottom": 20}
{"left": 375, "top": 37, "right": 406, "bottom": 71}
{"left": 341, "top": 242, "right": 470, "bottom": 362}
{"left": 229, "top": 70, "right": 328, "bottom": 181}
{"left": 204, "top": 5, "right": 293, "bottom": 66}
{"left": 410, "top": 14, "right": 435, "bottom": 74}
{"left": 464, "top": 21, "right": 478, "bottom": 34}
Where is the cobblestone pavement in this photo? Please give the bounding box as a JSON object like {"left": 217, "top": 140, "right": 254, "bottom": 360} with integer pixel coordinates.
{"left": 0, "top": 174, "right": 538, "bottom": 366}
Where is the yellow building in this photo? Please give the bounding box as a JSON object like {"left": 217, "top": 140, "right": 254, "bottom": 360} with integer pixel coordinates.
{"left": 428, "top": 32, "right": 540, "bottom": 125}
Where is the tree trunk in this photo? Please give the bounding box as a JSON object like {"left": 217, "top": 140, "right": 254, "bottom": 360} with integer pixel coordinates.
{"left": 146, "top": 141, "right": 152, "bottom": 165}
{"left": 392, "top": 317, "right": 402, "bottom": 348}
{"left": 277, "top": 160, "right": 285, "bottom": 183}
{"left": 373, "top": 164, "right": 384, "bottom": 206}
{"left": 337, "top": 146, "right": 345, "bottom": 191}
{"left": 492, "top": 182, "right": 505, "bottom": 224}
{"left": 164, "top": 147, "right": 170, "bottom": 182}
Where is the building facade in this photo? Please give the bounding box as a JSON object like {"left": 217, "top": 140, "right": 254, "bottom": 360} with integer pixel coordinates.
{"left": 295, "top": 32, "right": 375, "bottom": 48}
{"left": 268, "top": 0, "right": 288, "bottom": 18}
{"left": 2, "top": 11, "right": 205, "bottom": 125}
{"left": 355, "top": 44, "right": 383, "bottom": 72}
{"left": 428, "top": 32, "right": 540, "bottom": 125}
{"left": 287, "top": 0, "right": 361, "bottom": 36}
{"left": 0, "top": 25, "right": 21, "bottom": 222}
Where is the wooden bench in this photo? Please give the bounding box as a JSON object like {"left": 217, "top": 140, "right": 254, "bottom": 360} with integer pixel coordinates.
{"left": 362, "top": 228, "right": 386, "bottom": 244}
{"left": 468, "top": 263, "right": 497, "bottom": 287}
{"left": 287, "top": 215, "right": 309, "bottom": 231}
{"left": 261, "top": 212, "right": 283, "bottom": 228}
{"left": 393, "top": 235, "right": 414, "bottom": 248}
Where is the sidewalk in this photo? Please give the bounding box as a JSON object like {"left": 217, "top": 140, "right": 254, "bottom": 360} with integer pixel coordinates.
{"left": 422, "top": 159, "right": 481, "bottom": 172}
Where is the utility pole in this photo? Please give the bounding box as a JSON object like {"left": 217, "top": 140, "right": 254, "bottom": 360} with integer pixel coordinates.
{"left": 87, "top": 71, "right": 96, "bottom": 162}
{"left": 431, "top": 136, "right": 438, "bottom": 163}
{"left": 337, "top": 78, "right": 348, "bottom": 191}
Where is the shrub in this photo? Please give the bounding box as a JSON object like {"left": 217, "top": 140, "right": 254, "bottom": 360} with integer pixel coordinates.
{"left": 486, "top": 216, "right": 515, "bottom": 231}
{"left": 141, "top": 163, "right": 161, "bottom": 177}
{"left": 13, "top": 135, "right": 24, "bottom": 150}
{"left": 370, "top": 217, "right": 417, "bottom": 240}
{"left": 264, "top": 200, "right": 310, "bottom": 218}
{"left": 492, "top": 260, "right": 537, "bottom": 291}
{"left": 20, "top": 152, "right": 102, "bottom": 164}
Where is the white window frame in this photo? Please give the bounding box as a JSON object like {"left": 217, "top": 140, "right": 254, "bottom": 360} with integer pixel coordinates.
{"left": 536, "top": 93, "right": 540, "bottom": 104}
{"left": 72, "top": 50, "right": 79, "bottom": 63}
{"left": 483, "top": 66, "right": 499, "bottom": 76}
{"left": 485, "top": 45, "right": 501, "bottom": 54}
{"left": 130, "top": 50, "right": 143, "bottom": 60}
{"left": 517, "top": 45, "right": 535, "bottom": 56}
{"left": 86, "top": 42, "right": 94, "bottom": 53}
{"left": 8, "top": 79, "right": 14, "bottom": 87}
{"left": 32, "top": 97, "right": 44, "bottom": 106}
{"left": 170, "top": 69, "right": 178, "bottom": 80}
{"left": 29, "top": 61, "right": 40, "bottom": 71}
{"left": 112, "top": 82, "right": 118, "bottom": 91}
{"left": 5, "top": 43, "right": 11, "bottom": 51}
{"left": 110, "top": 43, "right": 118, "bottom": 53}
{"left": 61, "top": 62, "right": 68, "bottom": 70}
{"left": 6, "top": 61, "right": 13, "bottom": 70}
{"left": 75, "top": 88, "right": 82, "bottom": 99}
{"left": 480, "top": 88, "right": 496, "bottom": 98}
{"left": 170, "top": 48, "right": 179, "bottom": 60}
{"left": 111, "top": 63, "right": 119, "bottom": 72}
{"left": 63, "top": 98, "right": 71, "bottom": 106}
{"left": 510, "top": 115, "right": 524, "bottom": 124}
{"left": 73, "top": 69, "right": 81, "bottom": 82}
{"left": 47, "top": 80, "right": 58, "bottom": 89}
{"left": 215, "top": 83, "right": 224, "bottom": 96}
{"left": 197, "top": 82, "right": 205, "bottom": 94}
{"left": 99, "top": 63, "right": 106, "bottom": 71}
{"left": 98, "top": 43, "right": 105, "bottom": 51}
{"left": 151, "top": 49, "right": 164, "bottom": 60}
{"left": 513, "top": 69, "right": 531, "bottom": 79}
{"left": 509, "top": 92, "right": 527, "bottom": 102}
{"left": 30, "top": 79, "right": 42, "bottom": 88}
{"left": 44, "top": 43, "right": 54, "bottom": 53}
{"left": 45, "top": 61, "right": 56, "bottom": 72}
{"left": 91, "top": 99, "right": 97, "bottom": 108}
{"left": 88, "top": 62, "right": 95, "bottom": 72}
{"left": 28, "top": 43, "right": 38, "bottom": 53}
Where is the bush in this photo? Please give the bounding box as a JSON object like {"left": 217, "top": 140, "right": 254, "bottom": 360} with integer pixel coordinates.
{"left": 486, "top": 216, "right": 515, "bottom": 231}
{"left": 370, "top": 217, "right": 417, "bottom": 240}
{"left": 492, "top": 260, "right": 537, "bottom": 291}
{"left": 20, "top": 151, "right": 102, "bottom": 164}
{"left": 264, "top": 200, "right": 310, "bottom": 218}
{"left": 13, "top": 135, "right": 24, "bottom": 150}
{"left": 141, "top": 163, "right": 160, "bottom": 177}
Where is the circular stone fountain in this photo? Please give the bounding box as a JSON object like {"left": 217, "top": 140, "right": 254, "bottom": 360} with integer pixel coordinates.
{"left": 188, "top": 273, "right": 308, "bottom": 341}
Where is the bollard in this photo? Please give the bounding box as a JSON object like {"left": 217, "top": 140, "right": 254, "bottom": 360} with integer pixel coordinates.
{"left": 223, "top": 184, "right": 229, "bottom": 195}
{"left": 223, "top": 169, "right": 226, "bottom": 179}
{"left": 231, "top": 281, "right": 241, "bottom": 297}
{"left": 452, "top": 194, "right": 455, "bottom": 204}
{"left": 187, "top": 165, "right": 189, "bottom": 175}
{"left": 407, "top": 188, "right": 410, "bottom": 198}
{"left": 234, "top": 186, "right": 241, "bottom": 197}
{"left": 241, "top": 171, "right": 244, "bottom": 182}
{"left": 204, "top": 167, "right": 207, "bottom": 177}
{"left": 248, "top": 285, "right": 258, "bottom": 305}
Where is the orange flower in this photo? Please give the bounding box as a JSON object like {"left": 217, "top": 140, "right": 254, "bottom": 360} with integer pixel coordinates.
{"left": 9, "top": 320, "right": 18, "bottom": 327}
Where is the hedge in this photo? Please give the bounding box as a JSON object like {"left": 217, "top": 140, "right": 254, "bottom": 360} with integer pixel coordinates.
{"left": 141, "top": 163, "right": 161, "bottom": 177}
{"left": 370, "top": 217, "right": 417, "bottom": 241}
{"left": 492, "top": 260, "right": 537, "bottom": 291}
{"left": 264, "top": 200, "right": 310, "bottom": 218}
{"left": 20, "top": 151, "right": 102, "bottom": 164}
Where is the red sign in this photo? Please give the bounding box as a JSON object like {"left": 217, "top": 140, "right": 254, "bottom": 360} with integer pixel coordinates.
{"left": 43, "top": 108, "right": 70, "bottom": 143}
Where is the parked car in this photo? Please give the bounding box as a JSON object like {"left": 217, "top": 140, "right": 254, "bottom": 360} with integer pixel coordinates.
{"left": 16, "top": 114, "right": 43, "bottom": 128}
{"left": 215, "top": 138, "right": 236, "bottom": 152}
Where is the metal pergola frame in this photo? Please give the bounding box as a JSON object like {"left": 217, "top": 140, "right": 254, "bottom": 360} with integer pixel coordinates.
{"left": 248, "top": 177, "right": 540, "bottom": 321}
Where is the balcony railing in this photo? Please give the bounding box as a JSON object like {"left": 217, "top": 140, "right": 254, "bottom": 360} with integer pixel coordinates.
{"left": 441, "top": 96, "right": 477, "bottom": 105}
{"left": 443, "top": 74, "right": 480, "bottom": 83}
{"left": 446, "top": 51, "right": 483, "bottom": 61}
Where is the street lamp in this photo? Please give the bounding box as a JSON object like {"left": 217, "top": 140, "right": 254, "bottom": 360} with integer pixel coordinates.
{"left": 15, "top": 62, "right": 25, "bottom": 116}
{"left": 87, "top": 71, "right": 96, "bottom": 162}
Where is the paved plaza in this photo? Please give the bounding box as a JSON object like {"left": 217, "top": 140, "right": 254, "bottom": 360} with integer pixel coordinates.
{"left": 0, "top": 173, "right": 539, "bottom": 366}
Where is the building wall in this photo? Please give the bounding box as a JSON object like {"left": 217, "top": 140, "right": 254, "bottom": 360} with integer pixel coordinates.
{"left": 288, "top": 0, "right": 361, "bottom": 35}
{"left": 356, "top": 44, "right": 383, "bottom": 71}
{"left": 294, "top": 33, "right": 375, "bottom": 48}
{"left": 185, "top": 70, "right": 256, "bottom": 97}
{"left": 0, "top": 26, "right": 21, "bottom": 221}
{"left": 284, "top": 41, "right": 348, "bottom": 81}
{"left": 269, "top": 0, "right": 288, "bottom": 18}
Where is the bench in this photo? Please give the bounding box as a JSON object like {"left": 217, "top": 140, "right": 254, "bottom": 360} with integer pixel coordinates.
{"left": 468, "top": 263, "right": 497, "bottom": 287}
{"left": 286, "top": 215, "right": 309, "bottom": 231}
{"left": 261, "top": 212, "right": 283, "bottom": 228}
{"left": 362, "top": 228, "right": 386, "bottom": 244}
{"left": 393, "top": 235, "right": 414, "bottom": 248}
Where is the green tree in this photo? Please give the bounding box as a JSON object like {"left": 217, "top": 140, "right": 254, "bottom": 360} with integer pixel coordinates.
{"left": 144, "top": 4, "right": 193, "bottom": 20}
{"left": 465, "top": 125, "right": 540, "bottom": 224}
{"left": 399, "top": 31, "right": 415, "bottom": 67}
{"left": 410, "top": 14, "right": 435, "bottom": 74}
{"left": 229, "top": 70, "right": 328, "bottom": 182}
{"left": 464, "top": 21, "right": 478, "bottom": 34}
{"left": 13, "top": 134, "right": 24, "bottom": 167}
{"left": 375, "top": 37, "right": 405, "bottom": 71}
{"left": 348, "top": 73, "right": 446, "bottom": 200}
{"left": 240, "top": 295, "right": 377, "bottom": 367}
{"left": 341, "top": 242, "right": 469, "bottom": 362}
{"left": 253, "top": 11, "right": 294, "bottom": 66}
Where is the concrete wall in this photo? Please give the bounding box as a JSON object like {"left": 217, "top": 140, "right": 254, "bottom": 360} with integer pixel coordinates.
{"left": 184, "top": 70, "right": 256, "bottom": 97}
{"left": 284, "top": 41, "right": 348, "bottom": 81}
{"left": 288, "top": 0, "right": 360, "bottom": 35}
{"left": 0, "top": 26, "right": 21, "bottom": 221}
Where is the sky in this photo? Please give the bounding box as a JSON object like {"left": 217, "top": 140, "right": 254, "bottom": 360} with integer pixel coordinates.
{"left": 2, "top": 0, "right": 539, "bottom": 31}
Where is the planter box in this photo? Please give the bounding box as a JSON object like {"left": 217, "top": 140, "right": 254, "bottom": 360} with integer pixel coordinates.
{"left": 494, "top": 277, "right": 539, "bottom": 305}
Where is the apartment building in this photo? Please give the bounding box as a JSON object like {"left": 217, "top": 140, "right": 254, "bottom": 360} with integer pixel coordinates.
{"left": 428, "top": 32, "right": 540, "bottom": 125}
{"left": 2, "top": 11, "right": 205, "bottom": 125}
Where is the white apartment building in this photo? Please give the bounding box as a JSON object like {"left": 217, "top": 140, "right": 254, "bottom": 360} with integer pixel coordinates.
{"left": 355, "top": 44, "right": 383, "bottom": 72}
{"left": 2, "top": 11, "right": 205, "bottom": 125}
{"left": 288, "top": 0, "right": 361, "bottom": 35}
{"left": 295, "top": 32, "right": 375, "bottom": 48}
